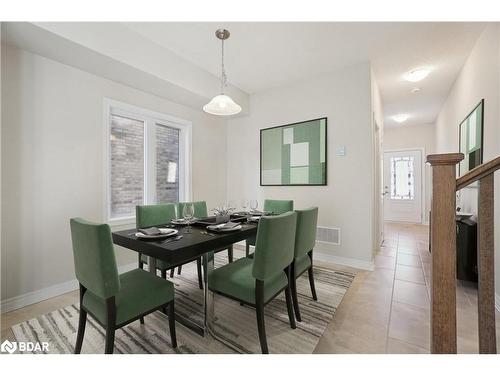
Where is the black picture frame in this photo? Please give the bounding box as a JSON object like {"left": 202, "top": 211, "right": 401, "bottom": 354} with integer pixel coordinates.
{"left": 458, "top": 99, "right": 484, "bottom": 177}
{"left": 260, "top": 117, "right": 327, "bottom": 186}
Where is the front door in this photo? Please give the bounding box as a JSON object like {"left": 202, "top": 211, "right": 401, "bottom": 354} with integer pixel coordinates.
{"left": 383, "top": 150, "right": 423, "bottom": 223}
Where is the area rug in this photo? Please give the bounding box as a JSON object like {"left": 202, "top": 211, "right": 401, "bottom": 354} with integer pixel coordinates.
{"left": 12, "top": 252, "right": 355, "bottom": 354}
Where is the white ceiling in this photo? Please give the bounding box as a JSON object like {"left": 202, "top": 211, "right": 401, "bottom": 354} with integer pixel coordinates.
{"left": 123, "top": 22, "right": 486, "bottom": 127}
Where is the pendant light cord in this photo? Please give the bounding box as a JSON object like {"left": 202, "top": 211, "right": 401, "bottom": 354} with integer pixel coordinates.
{"left": 221, "top": 38, "right": 227, "bottom": 94}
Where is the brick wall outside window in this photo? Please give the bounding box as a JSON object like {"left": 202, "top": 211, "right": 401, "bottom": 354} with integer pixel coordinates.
{"left": 156, "top": 124, "right": 180, "bottom": 203}
{"left": 110, "top": 114, "right": 144, "bottom": 218}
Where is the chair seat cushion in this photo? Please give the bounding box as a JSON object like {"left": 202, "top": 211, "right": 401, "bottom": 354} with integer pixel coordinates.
{"left": 141, "top": 247, "right": 227, "bottom": 270}
{"left": 82, "top": 269, "right": 174, "bottom": 326}
{"left": 140, "top": 255, "right": 174, "bottom": 270}
{"left": 294, "top": 254, "right": 311, "bottom": 277}
{"left": 208, "top": 257, "right": 288, "bottom": 304}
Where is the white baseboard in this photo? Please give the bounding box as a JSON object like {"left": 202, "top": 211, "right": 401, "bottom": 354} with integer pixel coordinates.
{"left": 496, "top": 293, "right": 500, "bottom": 313}
{"left": 1, "top": 263, "right": 137, "bottom": 314}
{"left": 314, "top": 252, "right": 375, "bottom": 271}
{"left": 234, "top": 243, "right": 374, "bottom": 271}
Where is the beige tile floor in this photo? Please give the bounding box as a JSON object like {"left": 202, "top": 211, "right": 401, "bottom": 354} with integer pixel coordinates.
{"left": 2, "top": 222, "right": 500, "bottom": 353}
{"left": 314, "top": 222, "right": 500, "bottom": 353}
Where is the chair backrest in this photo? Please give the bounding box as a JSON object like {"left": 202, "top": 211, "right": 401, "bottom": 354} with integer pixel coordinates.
{"left": 69, "top": 218, "right": 120, "bottom": 299}
{"left": 252, "top": 211, "right": 297, "bottom": 281}
{"left": 177, "top": 201, "right": 208, "bottom": 219}
{"left": 294, "top": 207, "right": 319, "bottom": 259}
{"left": 136, "top": 203, "right": 177, "bottom": 228}
{"left": 263, "top": 199, "right": 294, "bottom": 215}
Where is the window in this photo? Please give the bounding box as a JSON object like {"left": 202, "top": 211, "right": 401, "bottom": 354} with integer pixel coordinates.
{"left": 110, "top": 115, "right": 145, "bottom": 218}
{"left": 390, "top": 156, "right": 414, "bottom": 200}
{"left": 105, "top": 100, "right": 191, "bottom": 222}
{"left": 156, "top": 124, "right": 180, "bottom": 203}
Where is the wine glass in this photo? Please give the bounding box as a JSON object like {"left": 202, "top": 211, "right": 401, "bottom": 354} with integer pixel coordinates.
{"left": 227, "top": 200, "right": 235, "bottom": 212}
{"left": 241, "top": 199, "right": 249, "bottom": 214}
{"left": 250, "top": 199, "right": 258, "bottom": 213}
{"left": 182, "top": 202, "right": 194, "bottom": 233}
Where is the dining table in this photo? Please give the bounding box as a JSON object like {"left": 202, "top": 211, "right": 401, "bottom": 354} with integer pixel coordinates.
{"left": 112, "top": 217, "right": 258, "bottom": 350}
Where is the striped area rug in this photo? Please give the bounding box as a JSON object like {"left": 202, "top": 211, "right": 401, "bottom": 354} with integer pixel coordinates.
{"left": 12, "top": 252, "right": 355, "bottom": 354}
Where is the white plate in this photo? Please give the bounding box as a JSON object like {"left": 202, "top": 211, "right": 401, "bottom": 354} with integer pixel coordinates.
{"left": 135, "top": 228, "right": 178, "bottom": 239}
{"left": 207, "top": 224, "right": 242, "bottom": 232}
{"left": 171, "top": 218, "right": 196, "bottom": 225}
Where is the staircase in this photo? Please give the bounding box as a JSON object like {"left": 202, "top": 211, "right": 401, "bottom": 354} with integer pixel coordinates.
{"left": 427, "top": 153, "right": 499, "bottom": 354}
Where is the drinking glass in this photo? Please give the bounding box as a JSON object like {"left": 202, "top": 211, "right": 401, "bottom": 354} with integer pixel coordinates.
{"left": 250, "top": 199, "right": 258, "bottom": 213}
{"left": 182, "top": 202, "right": 194, "bottom": 233}
{"left": 241, "top": 199, "right": 249, "bottom": 213}
{"left": 227, "top": 200, "right": 235, "bottom": 212}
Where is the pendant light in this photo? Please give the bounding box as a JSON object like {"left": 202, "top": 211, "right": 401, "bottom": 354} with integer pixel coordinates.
{"left": 203, "top": 29, "right": 242, "bottom": 116}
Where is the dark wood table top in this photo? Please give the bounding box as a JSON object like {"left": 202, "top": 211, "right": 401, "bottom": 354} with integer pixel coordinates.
{"left": 112, "top": 222, "right": 258, "bottom": 264}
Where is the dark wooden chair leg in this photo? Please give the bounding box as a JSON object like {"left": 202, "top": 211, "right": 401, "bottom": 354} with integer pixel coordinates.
{"left": 245, "top": 241, "right": 250, "bottom": 258}
{"left": 308, "top": 251, "right": 318, "bottom": 301}
{"left": 139, "top": 317, "right": 145, "bottom": 324}
{"left": 74, "top": 284, "right": 87, "bottom": 354}
{"left": 285, "top": 266, "right": 297, "bottom": 328}
{"left": 177, "top": 265, "right": 182, "bottom": 275}
{"left": 161, "top": 269, "right": 167, "bottom": 279}
{"left": 197, "top": 258, "right": 203, "bottom": 290}
{"left": 228, "top": 245, "right": 233, "bottom": 263}
{"left": 255, "top": 280, "right": 269, "bottom": 354}
{"left": 105, "top": 297, "right": 116, "bottom": 354}
{"left": 308, "top": 267, "right": 318, "bottom": 301}
{"left": 170, "top": 268, "right": 175, "bottom": 278}
{"left": 168, "top": 301, "right": 177, "bottom": 348}
{"left": 285, "top": 285, "right": 297, "bottom": 329}
{"left": 138, "top": 253, "right": 144, "bottom": 269}
{"left": 289, "top": 263, "right": 302, "bottom": 322}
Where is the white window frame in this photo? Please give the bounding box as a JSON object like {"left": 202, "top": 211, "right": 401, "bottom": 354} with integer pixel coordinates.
{"left": 103, "top": 98, "right": 192, "bottom": 226}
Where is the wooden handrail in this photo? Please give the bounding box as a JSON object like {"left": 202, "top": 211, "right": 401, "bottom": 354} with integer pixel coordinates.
{"left": 427, "top": 152, "right": 497, "bottom": 354}
{"left": 456, "top": 155, "right": 500, "bottom": 190}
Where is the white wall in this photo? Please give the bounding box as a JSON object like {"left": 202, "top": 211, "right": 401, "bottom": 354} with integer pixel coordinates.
{"left": 384, "top": 123, "right": 435, "bottom": 223}
{"left": 226, "top": 62, "right": 375, "bottom": 268}
{"left": 1, "top": 44, "right": 227, "bottom": 304}
{"left": 371, "top": 71, "right": 384, "bottom": 253}
{"left": 434, "top": 24, "right": 500, "bottom": 302}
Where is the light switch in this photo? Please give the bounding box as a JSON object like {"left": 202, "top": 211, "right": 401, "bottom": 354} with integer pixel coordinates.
{"left": 336, "top": 146, "right": 346, "bottom": 156}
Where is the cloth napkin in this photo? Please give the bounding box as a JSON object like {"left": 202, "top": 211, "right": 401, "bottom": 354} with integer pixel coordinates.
{"left": 215, "top": 221, "right": 239, "bottom": 229}
{"left": 138, "top": 227, "right": 162, "bottom": 236}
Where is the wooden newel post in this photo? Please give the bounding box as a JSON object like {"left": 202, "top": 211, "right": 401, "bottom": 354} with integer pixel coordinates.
{"left": 427, "top": 153, "right": 463, "bottom": 354}
{"left": 477, "top": 173, "right": 497, "bottom": 354}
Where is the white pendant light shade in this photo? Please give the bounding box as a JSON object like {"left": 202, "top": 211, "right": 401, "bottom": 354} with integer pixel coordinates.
{"left": 203, "top": 94, "right": 242, "bottom": 116}
{"left": 203, "top": 29, "right": 242, "bottom": 116}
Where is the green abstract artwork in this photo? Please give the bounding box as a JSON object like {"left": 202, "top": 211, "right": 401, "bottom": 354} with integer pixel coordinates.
{"left": 459, "top": 100, "right": 483, "bottom": 177}
{"left": 260, "top": 118, "right": 327, "bottom": 186}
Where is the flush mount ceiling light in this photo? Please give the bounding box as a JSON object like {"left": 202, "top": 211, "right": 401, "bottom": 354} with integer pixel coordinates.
{"left": 393, "top": 114, "right": 410, "bottom": 123}
{"left": 404, "top": 68, "right": 431, "bottom": 82}
{"left": 203, "top": 29, "right": 242, "bottom": 116}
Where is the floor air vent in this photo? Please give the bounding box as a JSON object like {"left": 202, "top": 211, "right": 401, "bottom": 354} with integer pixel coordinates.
{"left": 316, "top": 226, "right": 341, "bottom": 245}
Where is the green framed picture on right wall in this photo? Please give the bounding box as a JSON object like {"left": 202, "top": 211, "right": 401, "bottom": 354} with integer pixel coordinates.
{"left": 459, "top": 99, "right": 484, "bottom": 177}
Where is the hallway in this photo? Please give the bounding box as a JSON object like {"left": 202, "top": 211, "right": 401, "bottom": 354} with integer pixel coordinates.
{"left": 315, "top": 222, "right": 500, "bottom": 353}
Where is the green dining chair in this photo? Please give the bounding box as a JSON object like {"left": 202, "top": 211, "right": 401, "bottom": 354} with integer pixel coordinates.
{"left": 246, "top": 199, "right": 294, "bottom": 258}
{"left": 209, "top": 211, "right": 297, "bottom": 354}
{"left": 178, "top": 201, "right": 234, "bottom": 263}
{"left": 289, "top": 207, "right": 319, "bottom": 322}
{"left": 136, "top": 203, "right": 203, "bottom": 289}
{"left": 70, "top": 218, "right": 177, "bottom": 354}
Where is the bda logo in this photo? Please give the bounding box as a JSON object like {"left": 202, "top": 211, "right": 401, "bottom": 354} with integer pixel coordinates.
{"left": 1, "top": 340, "right": 17, "bottom": 354}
